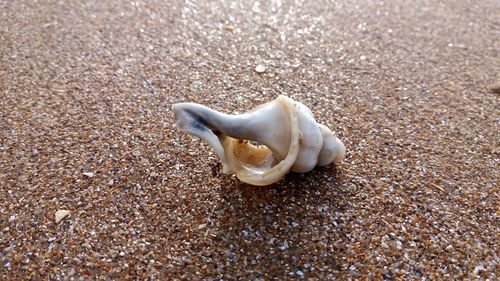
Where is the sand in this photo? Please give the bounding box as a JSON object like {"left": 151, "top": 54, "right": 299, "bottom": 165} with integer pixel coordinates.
{"left": 1, "top": 0, "right": 498, "bottom": 279}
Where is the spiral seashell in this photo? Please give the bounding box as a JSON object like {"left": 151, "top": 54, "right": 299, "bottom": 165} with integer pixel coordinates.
{"left": 172, "top": 95, "right": 345, "bottom": 186}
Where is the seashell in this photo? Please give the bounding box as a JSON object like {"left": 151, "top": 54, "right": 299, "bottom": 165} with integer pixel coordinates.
{"left": 172, "top": 95, "right": 345, "bottom": 186}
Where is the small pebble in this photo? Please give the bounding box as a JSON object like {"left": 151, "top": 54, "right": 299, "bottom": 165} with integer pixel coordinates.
{"left": 279, "top": 241, "right": 289, "bottom": 250}
{"left": 82, "top": 172, "right": 93, "bottom": 177}
{"left": 223, "top": 24, "right": 237, "bottom": 31}
{"left": 488, "top": 73, "right": 500, "bottom": 93}
{"left": 255, "top": 64, "right": 267, "bottom": 73}
{"left": 55, "top": 210, "right": 70, "bottom": 223}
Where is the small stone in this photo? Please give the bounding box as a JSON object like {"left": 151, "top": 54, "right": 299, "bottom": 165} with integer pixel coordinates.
{"left": 82, "top": 172, "right": 93, "bottom": 177}
{"left": 119, "top": 251, "right": 126, "bottom": 257}
{"left": 198, "top": 223, "right": 206, "bottom": 230}
{"left": 107, "top": 179, "right": 114, "bottom": 186}
{"left": 255, "top": 64, "right": 267, "bottom": 73}
{"left": 489, "top": 85, "right": 500, "bottom": 94}
{"left": 48, "top": 237, "right": 56, "bottom": 242}
{"left": 488, "top": 73, "right": 500, "bottom": 93}
{"left": 360, "top": 55, "right": 367, "bottom": 60}
{"left": 9, "top": 215, "right": 15, "bottom": 222}
{"left": 381, "top": 242, "right": 389, "bottom": 249}
{"left": 296, "top": 270, "right": 305, "bottom": 278}
{"left": 55, "top": 210, "right": 70, "bottom": 223}
{"left": 223, "top": 24, "right": 237, "bottom": 31}
{"left": 279, "top": 241, "right": 289, "bottom": 250}
{"left": 291, "top": 222, "right": 299, "bottom": 227}
{"left": 132, "top": 149, "right": 142, "bottom": 157}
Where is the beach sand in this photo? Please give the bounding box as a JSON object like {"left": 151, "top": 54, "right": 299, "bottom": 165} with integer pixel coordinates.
{"left": 1, "top": 0, "right": 498, "bottom": 279}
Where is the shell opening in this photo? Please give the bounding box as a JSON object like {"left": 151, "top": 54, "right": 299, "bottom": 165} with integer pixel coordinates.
{"left": 220, "top": 137, "right": 278, "bottom": 173}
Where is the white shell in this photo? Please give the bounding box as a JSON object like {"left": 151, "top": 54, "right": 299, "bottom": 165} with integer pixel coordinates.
{"left": 172, "top": 95, "right": 345, "bottom": 186}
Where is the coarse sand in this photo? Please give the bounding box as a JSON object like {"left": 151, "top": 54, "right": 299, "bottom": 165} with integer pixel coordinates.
{"left": 0, "top": 0, "right": 499, "bottom": 279}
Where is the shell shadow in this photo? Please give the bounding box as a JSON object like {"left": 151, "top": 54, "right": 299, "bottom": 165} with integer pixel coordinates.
{"left": 234, "top": 165, "right": 345, "bottom": 206}
{"left": 210, "top": 165, "right": 351, "bottom": 277}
